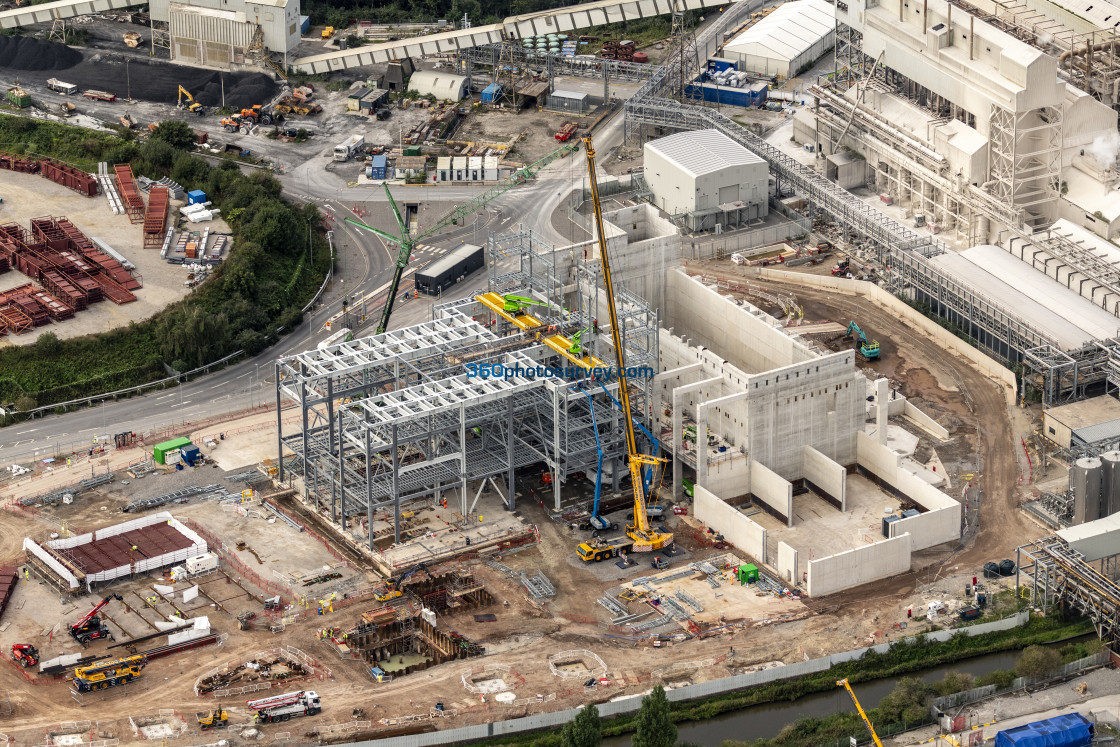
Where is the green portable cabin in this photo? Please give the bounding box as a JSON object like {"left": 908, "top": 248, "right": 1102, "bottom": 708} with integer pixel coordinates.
{"left": 153, "top": 436, "right": 192, "bottom": 464}
{"left": 738, "top": 564, "right": 759, "bottom": 584}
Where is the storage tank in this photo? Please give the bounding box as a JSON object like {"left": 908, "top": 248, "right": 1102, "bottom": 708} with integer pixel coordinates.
{"left": 1071, "top": 456, "right": 1103, "bottom": 524}
{"left": 1101, "top": 450, "right": 1120, "bottom": 517}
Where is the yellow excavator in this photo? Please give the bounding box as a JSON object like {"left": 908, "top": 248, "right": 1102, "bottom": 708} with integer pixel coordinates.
{"left": 837, "top": 679, "right": 884, "bottom": 747}
{"left": 177, "top": 85, "right": 204, "bottom": 116}
{"left": 577, "top": 135, "right": 672, "bottom": 556}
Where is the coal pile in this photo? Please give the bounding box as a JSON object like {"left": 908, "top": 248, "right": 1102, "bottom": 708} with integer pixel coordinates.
{"left": 0, "top": 50, "right": 279, "bottom": 110}
{"left": 0, "top": 36, "right": 83, "bottom": 71}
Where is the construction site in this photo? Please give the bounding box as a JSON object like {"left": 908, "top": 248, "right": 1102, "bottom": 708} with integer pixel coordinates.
{"left": 2, "top": 0, "right": 1120, "bottom": 737}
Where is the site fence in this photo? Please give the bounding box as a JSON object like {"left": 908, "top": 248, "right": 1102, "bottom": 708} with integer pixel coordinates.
{"left": 340, "top": 611, "right": 1038, "bottom": 747}
{"left": 931, "top": 650, "right": 1111, "bottom": 714}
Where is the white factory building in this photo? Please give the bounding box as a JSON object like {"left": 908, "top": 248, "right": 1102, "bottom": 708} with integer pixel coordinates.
{"left": 798, "top": 0, "right": 1120, "bottom": 244}
{"left": 722, "top": 0, "right": 835, "bottom": 78}
{"left": 149, "top": 0, "right": 301, "bottom": 69}
{"left": 408, "top": 71, "right": 469, "bottom": 101}
{"left": 643, "top": 129, "right": 769, "bottom": 229}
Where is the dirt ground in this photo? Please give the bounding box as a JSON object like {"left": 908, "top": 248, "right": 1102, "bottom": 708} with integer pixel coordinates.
{"left": 0, "top": 169, "right": 192, "bottom": 347}
{"left": 683, "top": 260, "right": 1043, "bottom": 608}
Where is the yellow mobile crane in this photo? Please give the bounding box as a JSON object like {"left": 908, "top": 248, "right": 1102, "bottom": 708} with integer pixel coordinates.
{"left": 837, "top": 678, "right": 884, "bottom": 747}
{"left": 577, "top": 136, "right": 672, "bottom": 557}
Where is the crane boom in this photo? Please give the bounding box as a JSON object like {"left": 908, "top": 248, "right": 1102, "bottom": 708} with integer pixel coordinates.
{"left": 583, "top": 136, "right": 671, "bottom": 552}
{"left": 837, "top": 679, "right": 884, "bottom": 747}
{"left": 344, "top": 142, "right": 578, "bottom": 335}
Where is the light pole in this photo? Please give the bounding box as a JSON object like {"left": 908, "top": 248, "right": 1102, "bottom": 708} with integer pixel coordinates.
{"left": 254, "top": 363, "right": 260, "bottom": 409}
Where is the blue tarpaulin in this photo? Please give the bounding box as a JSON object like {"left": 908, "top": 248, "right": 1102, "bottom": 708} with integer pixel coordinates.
{"left": 995, "top": 714, "right": 1094, "bottom": 747}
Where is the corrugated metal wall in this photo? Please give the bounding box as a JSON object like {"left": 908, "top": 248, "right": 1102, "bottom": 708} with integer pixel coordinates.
{"left": 170, "top": 8, "right": 253, "bottom": 68}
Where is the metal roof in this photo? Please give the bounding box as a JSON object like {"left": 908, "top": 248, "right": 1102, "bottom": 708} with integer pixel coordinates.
{"left": 1046, "top": 395, "right": 1120, "bottom": 430}
{"left": 644, "top": 128, "right": 765, "bottom": 178}
{"left": 408, "top": 70, "right": 467, "bottom": 99}
{"left": 1056, "top": 512, "right": 1120, "bottom": 560}
{"left": 724, "top": 0, "right": 835, "bottom": 63}
{"left": 550, "top": 89, "right": 588, "bottom": 100}
{"left": 1050, "top": 0, "right": 1120, "bottom": 30}
{"left": 931, "top": 245, "right": 1120, "bottom": 350}
{"left": 418, "top": 243, "right": 482, "bottom": 278}
{"left": 1073, "top": 418, "right": 1120, "bottom": 446}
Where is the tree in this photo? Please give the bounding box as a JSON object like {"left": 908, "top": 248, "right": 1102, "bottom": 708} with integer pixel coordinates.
{"left": 633, "top": 685, "right": 676, "bottom": 747}
{"left": 35, "top": 331, "right": 62, "bottom": 356}
{"left": 1016, "top": 645, "right": 1062, "bottom": 680}
{"left": 560, "top": 703, "right": 601, "bottom": 747}
{"left": 150, "top": 120, "right": 197, "bottom": 151}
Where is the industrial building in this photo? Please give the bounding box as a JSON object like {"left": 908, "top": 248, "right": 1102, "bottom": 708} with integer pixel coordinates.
{"left": 721, "top": 0, "right": 835, "bottom": 78}
{"left": 1043, "top": 397, "right": 1120, "bottom": 451}
{"left": 407, "top": 70, "right": 469, "bottom": 101}
{"left": 643, "top": 129, "right": 769, "bottom": 230}
{"left": 148, "top": 0, "right": 301, "bottom": 69}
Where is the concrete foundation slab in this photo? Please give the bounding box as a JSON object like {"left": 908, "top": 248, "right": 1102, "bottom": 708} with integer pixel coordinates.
{"left": 754, "top": 473, "right": 902, "bottom": 581}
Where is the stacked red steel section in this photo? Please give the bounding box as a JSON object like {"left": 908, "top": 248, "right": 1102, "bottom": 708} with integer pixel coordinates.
{"left": 51, "top": 522, "right": 195, "bottom": 575}
{"left": 0, "top": 567, "right": 16, "bottom": 623}
{"left": 0, "top": 153, "right": 98, "bottom": 197}
{"left": 143, "top": 186, "right": 169, "bottom": 249}
{"left": 113, "top": 163, "right": 145, "bottom": 223}
{"left": 0, "top": 213, "right": 144, "bottom": 334}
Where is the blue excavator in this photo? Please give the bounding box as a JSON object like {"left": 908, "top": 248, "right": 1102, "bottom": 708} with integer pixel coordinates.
{"left": 846, "top": 321, "right": 881, "bottom": 360}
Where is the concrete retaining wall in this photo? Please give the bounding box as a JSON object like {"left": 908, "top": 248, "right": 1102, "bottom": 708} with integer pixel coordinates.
{"left": 857, "top": 432, "right": 961, "bottom": 550}
{"left": 777, "top": 541, "right": 798, "bottom": 584}
{"left": 666, "top": 269, "right": 816, "bottom": 374}
{"left": 803, "top": 445, "right": 847, "bottom": 511}
{"left": 758, "top": 268, "right": 1016, "bottom": 406}
{"left": 694, "top": 484, "right": 767, "bottom": 562}
{"left": 903, "top": 401, "right": 950, "bottom": 440}
{"left": 749, "top": 459, "right": 793, "bottom": 527}
{"left": 807, "top": 533, "right": 912, "bottom": 597}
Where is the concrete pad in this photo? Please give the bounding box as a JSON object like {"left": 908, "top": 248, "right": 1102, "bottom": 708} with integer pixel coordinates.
{"left": 752, "top": 473, "right": 902, "bottom": 581}
{"left": 864, "top": 423, "right": 920, "bottom": 457}
{"left": 139, "top": 724, "right": 176, "bottom": 739}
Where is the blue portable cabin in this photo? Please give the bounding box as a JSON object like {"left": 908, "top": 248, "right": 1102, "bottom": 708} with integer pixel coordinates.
{"left": 299, "top": 15, "right": 310, "bottom": 34}
{"left": 707, "top": 57, "right": 737, "bottom": 73}
{"left": 187, "top": 190, "right": 206, "bottom": 205}
{"left": 481, "top": 83, "right": 504, "bottom": 103}
{"left": 368, "top": 155, "right": 388, "bottom": 180}
{"left": 749, "top": 81, "right": 769, "bottom": 106}
{"left": 995, "top": 714, "right": 1094, "bottom": 747}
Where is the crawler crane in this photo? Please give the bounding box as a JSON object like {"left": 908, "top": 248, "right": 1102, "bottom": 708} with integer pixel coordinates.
{"left": 576, "top": 135, "right": 672, "bottom": 558}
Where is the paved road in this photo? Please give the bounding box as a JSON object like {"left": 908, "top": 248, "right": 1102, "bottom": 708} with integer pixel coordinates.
{"left": 0, "top": 75, "right": 631, "bottom": 465}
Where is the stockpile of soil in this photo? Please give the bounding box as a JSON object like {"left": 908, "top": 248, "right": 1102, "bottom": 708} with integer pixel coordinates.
{"left": 0, "top": 36, "right": 83, "bottom": 70}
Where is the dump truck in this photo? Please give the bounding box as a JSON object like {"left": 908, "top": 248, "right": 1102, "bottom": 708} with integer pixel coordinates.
{"left": 247, "top": 690, "right": 322, "bottom": 723}
{"left": 46, "top": 78, "right": 77, "bottom": 95}
{"left": 122, "top": 31, "right": 142, "bottom": 47}
{"left": 333, "top": 134, "right": 365, "bottom": 162}
{"left": 73, "top": 655, "right": 146, "bottom": 692}
{"left": 58, "top": 101, "right": 76, "bottom": 117}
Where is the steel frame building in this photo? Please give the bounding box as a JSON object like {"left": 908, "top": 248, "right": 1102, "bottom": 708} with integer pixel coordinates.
{"left": 1017, "top": 535, "right": 1120, "bottom": 644}
{"left": 275, "top": 229, "right": 659, "bottom": 548}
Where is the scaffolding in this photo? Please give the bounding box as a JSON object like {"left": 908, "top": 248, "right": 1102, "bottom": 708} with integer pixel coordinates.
{"left": 276, "top": 230, "right": 660, "bottom": 549}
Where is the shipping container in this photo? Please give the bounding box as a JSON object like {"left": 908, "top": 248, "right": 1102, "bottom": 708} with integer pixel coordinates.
{"left": 368, "top": 154, "right": 388, "bottom": 179}
{"left": 481, "top": 83, "right": 503, "bottom": 103}
{"left": 153, "top": 436, "right": 192, "bottom": 464}
{"left": 6, "top": 87, "right": 29, "bottom": 108}
{"left": 414, "top": 244, "right": 484, "bottom": 295}
{"left": 996, "top": 714, "right": 1093, "bottom": 747}
{"left": 402, "top": 145, "right": 422, "bottom": 156}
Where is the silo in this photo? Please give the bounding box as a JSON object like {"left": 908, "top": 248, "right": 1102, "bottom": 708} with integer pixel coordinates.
{"left": 1102, "top": 450, "right": 1120, "bottom": 517}
{"left": 1071, "top": 457, "right": 1103, "bottom": 524}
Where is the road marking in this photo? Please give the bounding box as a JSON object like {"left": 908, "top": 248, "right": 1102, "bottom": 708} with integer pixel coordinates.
{"left": 13, "top": 440, "right": 33, "bottom": 446}
{"left": 155, "top": 394, "right": 174, "bottom": 401}
{"left": 15, "top": 429, "right": 36, "bottom": 435}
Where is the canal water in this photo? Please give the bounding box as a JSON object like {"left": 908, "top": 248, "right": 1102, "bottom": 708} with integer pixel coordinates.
{"left": 604, "top": 636, "right": 1089, "bottom": 746}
